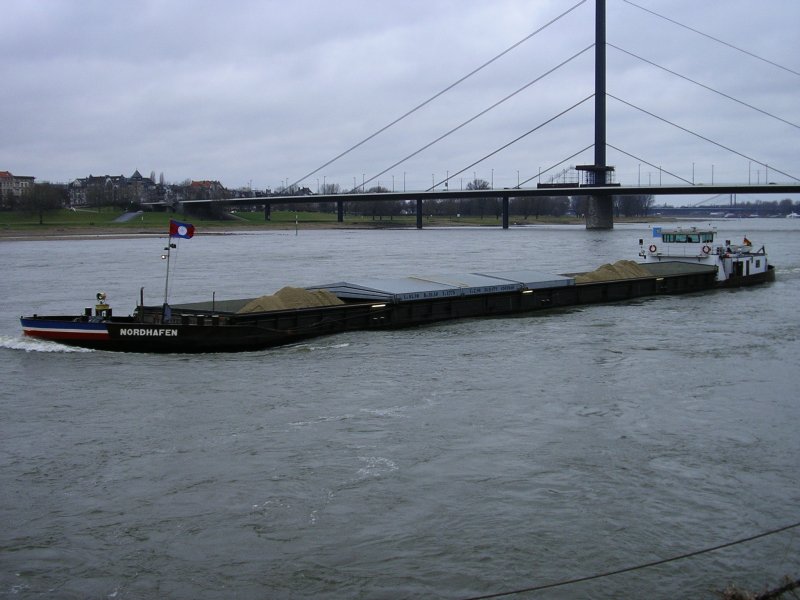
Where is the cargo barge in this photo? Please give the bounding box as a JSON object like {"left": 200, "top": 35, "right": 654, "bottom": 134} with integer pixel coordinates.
{"left": 20, "top": 227, "right": 773, "bottom": 353}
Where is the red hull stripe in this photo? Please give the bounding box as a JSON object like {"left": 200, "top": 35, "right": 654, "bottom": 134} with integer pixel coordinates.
{"left": 23, "top": 327, "right": 110, "bottom": 340}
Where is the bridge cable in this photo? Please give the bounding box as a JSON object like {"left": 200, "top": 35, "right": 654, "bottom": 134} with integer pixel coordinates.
{"left": 609, "top": 43, "right": 800, "bottom": 130}
{"left": 607, "top": 143, "right": 693, "bottom": 185}
{"left": 517, "top": 144, "right": 594, "bottom": 188}
{"left": 349, "top": 45, "right": 594, "bottom": 193}
{"left": 620, "top": 0, "right": 800, "bottom": 78}
{"left": 429, "top": 95, "right": 595, "bottom": 191}
{"left": 688, "top": 194, "right": 727, "bottom": 207}
{"left": 287, "top": 0, "right": 589, "bottom": 190}
{"left": 608, "top": 93, "right": 800, "bottom": 182}
{"left": 459, "top": 520, "right": 800, "bottom": 600}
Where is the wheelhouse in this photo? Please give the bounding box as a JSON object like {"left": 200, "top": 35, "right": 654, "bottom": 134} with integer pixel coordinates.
{"left": 660, "top": 230, "right": 714, "bottom": 244}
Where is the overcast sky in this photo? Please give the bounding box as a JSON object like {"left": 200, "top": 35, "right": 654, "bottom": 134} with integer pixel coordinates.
{"left": 2, "top": 0, "right": 798, "bottom": 204}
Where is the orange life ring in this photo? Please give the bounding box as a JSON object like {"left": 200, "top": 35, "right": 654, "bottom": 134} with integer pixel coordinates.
{"left": 648, "top": 244, "right": 657, "bottom": 253}
{"left": 702, "top": 245, "right": 711, "bottom": 254}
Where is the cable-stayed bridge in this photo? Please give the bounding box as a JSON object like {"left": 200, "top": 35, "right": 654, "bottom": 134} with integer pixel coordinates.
{"left": 186, "top": 0, "right": 800, "bottom": 229}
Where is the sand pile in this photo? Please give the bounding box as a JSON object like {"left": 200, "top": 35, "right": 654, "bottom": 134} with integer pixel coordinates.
{"left": 574, "top": 260, "right": 651, "bottom": 284}
{"left": 236, "top": 286, "right": 344, "bottom": 313}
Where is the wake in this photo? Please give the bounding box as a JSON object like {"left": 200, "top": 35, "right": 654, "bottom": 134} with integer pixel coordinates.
{"left": 0, "top": 335, "right": 93, "bottom": 353}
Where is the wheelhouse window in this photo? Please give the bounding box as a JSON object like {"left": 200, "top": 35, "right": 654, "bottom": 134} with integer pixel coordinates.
{"left": 661, "top": 231, "right": 714, "bottom": 243}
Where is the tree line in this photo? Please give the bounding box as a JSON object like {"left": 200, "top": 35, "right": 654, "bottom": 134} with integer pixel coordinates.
{"left": 4, "top": 178, "right": 799, "bottom": 222}
{"left": 269, "top": 179, "right": 658, "bottom": 219}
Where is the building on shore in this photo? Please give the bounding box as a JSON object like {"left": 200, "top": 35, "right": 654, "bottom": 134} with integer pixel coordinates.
{"left": 0, "top": 171, "right": 35, "bottom": 207}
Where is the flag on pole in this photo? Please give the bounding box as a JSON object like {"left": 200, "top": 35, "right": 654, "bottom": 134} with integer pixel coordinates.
{"left": 169, "top": 219, "right": 195, "bottom": 239}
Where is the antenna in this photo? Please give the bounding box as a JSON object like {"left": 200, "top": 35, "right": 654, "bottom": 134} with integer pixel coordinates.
{"left": 161, "top": 238, "right": 177, "bottom": 319}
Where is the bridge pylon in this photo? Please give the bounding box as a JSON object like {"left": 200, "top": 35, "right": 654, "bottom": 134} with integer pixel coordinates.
{"left": 577, "top": 164, "right": 617, "bottom": 229}
{"left": 587, "top": 0, "right": 614, "bottom": 230}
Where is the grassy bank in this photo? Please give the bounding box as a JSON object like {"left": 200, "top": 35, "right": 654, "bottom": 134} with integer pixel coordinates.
{"left": 0, "top": 208, "right": 588, "bottom": 237}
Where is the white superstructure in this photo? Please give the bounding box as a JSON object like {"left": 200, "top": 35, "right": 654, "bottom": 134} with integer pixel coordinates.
{"left": 639, "top": 226, "right": 770, "bottom": 283}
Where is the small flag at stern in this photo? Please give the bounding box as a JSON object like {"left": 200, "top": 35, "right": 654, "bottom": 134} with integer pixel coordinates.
{"left": 169, "top": 219, "right": 195, "bottom": 239}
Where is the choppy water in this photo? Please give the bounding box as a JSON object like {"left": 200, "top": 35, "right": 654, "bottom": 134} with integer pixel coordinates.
{"left": 2, "top": 220, "right": 799, "bottom": 599}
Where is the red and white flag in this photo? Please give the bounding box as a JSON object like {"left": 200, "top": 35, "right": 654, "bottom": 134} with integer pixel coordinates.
{"left": 169, "top": 219, "right": 195, "bottom": 239}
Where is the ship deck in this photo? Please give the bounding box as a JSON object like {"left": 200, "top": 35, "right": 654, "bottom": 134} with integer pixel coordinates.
{"left": 168, "top": 262, "right": 716, "bottom": 315}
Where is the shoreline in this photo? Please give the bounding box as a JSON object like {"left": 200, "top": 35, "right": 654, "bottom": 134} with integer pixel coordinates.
{"left": 0, "top": 228, "right": 257, "bottom": 242}
{"left": 0, "top": 222, "right": 422, "bottom": 241}
{"left": 0, "top": 219, "right": 600, "bottom": 241}
{"left": 0, "top": 215, "right": 667, "bottom": 242}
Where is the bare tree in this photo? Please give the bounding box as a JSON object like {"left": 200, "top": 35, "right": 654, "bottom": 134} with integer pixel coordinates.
{"left": 615, "top": 194, "right": 654, "bottom": 217}
{"left": 21, "top": 183, "right": 65, "bottom": 224}
{"left": 466, "top": 178, "right": 491, "bottom": 219}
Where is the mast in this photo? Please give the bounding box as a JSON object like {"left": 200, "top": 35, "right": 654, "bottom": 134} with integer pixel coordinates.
{"left": 162, "top": 237, "right": 176, "bottom": 316}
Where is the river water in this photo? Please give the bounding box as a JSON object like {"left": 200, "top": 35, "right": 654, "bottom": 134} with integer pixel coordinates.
{"left": 1, "top": 220, "right": 799, "bottom": 599}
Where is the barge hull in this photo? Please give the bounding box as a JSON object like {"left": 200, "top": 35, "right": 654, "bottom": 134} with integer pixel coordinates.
{"left": 21, "top": 265, "right": 725, "bottom": 353}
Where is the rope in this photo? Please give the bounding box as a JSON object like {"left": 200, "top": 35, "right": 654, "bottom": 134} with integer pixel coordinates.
{"left": 756, "top": 578, "right": 800, "bottom": 600}
{"left": 460, "top": 520, "right": 800, "bottom": 600}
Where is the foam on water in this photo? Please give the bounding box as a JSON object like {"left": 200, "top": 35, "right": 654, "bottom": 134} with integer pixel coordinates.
{"left": 288, "top": 341, "right": 352, "bottom": 352}
{"left": 0, "top": 335, "right": 93, "bottom": 353}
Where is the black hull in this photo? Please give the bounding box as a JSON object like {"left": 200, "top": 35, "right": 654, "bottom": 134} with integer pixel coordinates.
{"left": 21, "top": 264, "right": 739, "bottom": 353}
{"left": 718, "top": 264, "right": 775, "bottom": 288}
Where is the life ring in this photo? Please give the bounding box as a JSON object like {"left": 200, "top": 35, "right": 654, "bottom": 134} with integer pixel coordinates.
{"left": 648, "top": 244, "right": 657, "bottom": 253}
{"left": 702, "top": 245, "right": 711, "bottom": 254}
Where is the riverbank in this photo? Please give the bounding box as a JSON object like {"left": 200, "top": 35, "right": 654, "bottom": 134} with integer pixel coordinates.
{"left": 0, "top": 218, "right": 589, "bottom": 241}
{"left": 0, "top": 215, "right": 664, "bottom": 241}
{"left": 0, "top": 222, "right": 468, "bottom": 241}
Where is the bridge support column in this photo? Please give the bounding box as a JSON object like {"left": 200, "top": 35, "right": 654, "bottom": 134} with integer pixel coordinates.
{"left": 337, "top": 200, "right": 344, "bottom": 223}
{"left": 264, "top": 203, "right": 271, "bottom": 221}
{"left": 586, "top": 195, "right": 613, "bottom": 229}
{"left": 502, "top": 197, "right": 509, "bottom": 229}
{"left": 416, "top": 198, "right": 423, "bottom": 229}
